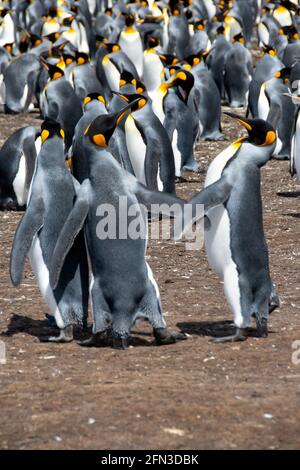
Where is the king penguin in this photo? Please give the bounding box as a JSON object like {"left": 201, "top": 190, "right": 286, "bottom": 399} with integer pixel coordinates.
{"left": 10, "top": 119, "right": 89, "bottom": 342}
{"left": 49, "top": 103, "right": 187, "bottom": 349}
{"left": 176, "top": 114, "right": 280, "bottom": 341}
{"left": 0, "top": 126, "right": 39, "bottom": 210}
{"left": 118, "top": 14, "right": 144, "bottom": 78}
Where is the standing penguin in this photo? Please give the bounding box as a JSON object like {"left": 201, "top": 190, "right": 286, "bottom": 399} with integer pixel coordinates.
{"left": 176, "top": 114, "right": 279, "bottom": 341}
{"left": 114, "top": 91, "right": 176, "bottom": 193}
{"left": 0, "top": 126, "right": 39, "bottom": 210}
{"left": 40, "top": 60, "right": 83, "bottom": 151}
{"left": 285, "top": 93, "right": 300, "bottom": 179}
{"left": 49, "top": 104, "right": 187, "bottom": 348}
{"left": 69, "top": 51, "right": 104, "bottom": 101}
{"left": 10, "top": 119, "right": 89, "bottom": 342}
{"left": 223, "top": 33, "right": 253, "bottom": 108}
{"left": 257, "top": 67, "right": 295, "bottom": 160}
{"left": 118, "top": 14, "right": 144, "bottom": 78}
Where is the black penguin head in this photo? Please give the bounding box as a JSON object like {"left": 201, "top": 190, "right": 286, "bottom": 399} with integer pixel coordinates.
{"left": 146, "top": 36, "right": 160, "bottom": 49}
{"left": 119, "top": 71, "right": 137, "bottom": 88}
{"left": 44, "top": 31, "right": 60, "bottom": 43}
{"left": 84, "top": 99, "right": 140, "bottom": 148}
{"left": 83, "top": 93, "right": 106, "bottom": 107}
{"left": 62, "top": 53, "right": 75, "bottom": 66}
{"left": 158, "top": 54, "right": 179, "bottom": 67}
{"left": 224, "top": 112, "right": 277, "bottom": 147}
{"left": 182, "top": 53, "right": 202, "bottom": 69}
{"left": 194, "top": 19, "right": 208, "bottom": 31}
{"left": 95, "top": 35, "right": 109, "bottom": 48}
{"left": 274, "top": 67, "right": 291, "bottom": 83}
{"left": 167, "top": 64, "right": 181, "bottom": 77}
{"left": 136, "top": 80, "right": 146, "bottom": 94}
{"left": 166, "top": 70, "right": 195, "bottom": 104}
{"left": 232, "top": 32, "right": 245, "bottom": 44}
{"left": 41, "top": 59, "right": 64, "bottom": 80}
{"left": 75, "top": 51, "right": 89, "bottom": 65}
{"left": 262, "top": 44, "right": 277, "bottom": 57}
{"left": 103, "top": 42, "right": 120, "bottom": 54}
{"left": 278, "top": 25, "right": 299, "bottom": 41}
{"left": 29, "top": 33, "right": 42, "bottom": 48}
{"left": 216, "top": 25, "right": 226, "bottom": 36}
{"left": 112, "top": 91, "right": 148, "bottom": 111}
{"left": 41, "top": 119, "right": 65, "bottom": 144}
{"left": 125, "top": 14, "right": 135, "bottom": 27}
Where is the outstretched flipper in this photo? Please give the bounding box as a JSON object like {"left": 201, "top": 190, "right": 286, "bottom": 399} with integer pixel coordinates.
{"left": 135, "top": 182, "right": 186, "bottom": 215}
{"left": 49, "top": 179, "right": 91, "bottom": 289}
{"left": 173, "top": 176, "right": 233, "bottom": 240}
{"left": 10, "top": 197, "right": 44, "bottom": 286}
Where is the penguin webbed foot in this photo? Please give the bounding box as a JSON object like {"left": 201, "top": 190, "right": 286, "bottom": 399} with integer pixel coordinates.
{"left": 210, "top": 327, "right": 247, "bottom": 343}
{"left": 256, "top": 318, "right": 268, "bottom": 338}
{"left": 154, "top": 327, "right": 188, "bottom": 345}
{"left": 40, "top": 325, "right": 74, "bottom": 343}
{"left": 112, "top": 336, "right": 129, "bottom": 350}
{"left": 78, "top": 331, "right": 108, "bottom": 347}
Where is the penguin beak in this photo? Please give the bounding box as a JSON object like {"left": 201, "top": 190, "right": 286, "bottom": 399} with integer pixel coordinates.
{"left": 111, "top": 91, "right": 130, "bottom": 102}
{"left": 224, "top": 112, "right": 253, "bottom": 131}
{"left": 40, "top": 56, "right": 50, "bottom": 70}
{"left": 115, "top": 99, "right": 141, "bottom": 125}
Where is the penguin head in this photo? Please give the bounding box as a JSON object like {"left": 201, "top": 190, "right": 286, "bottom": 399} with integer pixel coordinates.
{"left": 75, "top": 51, "right": 89, "bottom": 65}
{"left": 84, "top": 99, "right": 140, "bottom": 148}
{"left": 112, "top": 91, "right": 148, "bottom": 111}
{"left": 145, "top": 36, "right": 160, "bottom": 50}
{"left": 166, "top": 70, "right": 195, "bottom": 104}
{"left": 41, "top": 119, "right": 65, "bottom": 145}
{"left": 232, "top": 32, "right": 245, "bottom": 44}
{"left": 3, "top": 43, "right": 13, "bottom": 54}
{"left": 262, "top": 44, "right": 277, "bottom": 57}
{"left": 62, "top": 53, "right": 74, "bottom": 66}
{"left": 182, "top": 53, "right": 202, "bottom": 69}
{"left": 83, "top": 93, "right": 106, "bottom": 107}
{"left": 167, "top": 64, "right": 181, "bottom": 77}
{"left": 103, "top": 42, "right": 121, "bottom": 54}
{"left": 45, "top": 32, "right": 60, "bottom": 44}
{"left": 29, "top": 34, "right": 43, "bottom": 49}
{"left": 224, "top": 112, "right": 277, "bottom": 147}
{"left": 136, "top": 80, "right": 146, "bottom": 94}
{"left": 40, "top": 59, "right": 64, "bottom": 80}
{"left": 274, "top": 67, "right": 291, "bottom": 83}
{"left": 125, "top": 14, "right": 135, "bottom": 27}
{"left": 158, "top": 54, "right": 179, "bottom": 67}
{"left": 278, "top": 25, "right": 299, "bottom": 41}
{"left": 216, "top": 25, "right": 226, "bottom": 36}
{"left": 95, "top": 35, "right": 109, "bottom": 48}
{"left": 119, "top": 71, "right": 137, "bottom": 88}
{"left": 194, "top": 19, "right": 208, "bottom": 31}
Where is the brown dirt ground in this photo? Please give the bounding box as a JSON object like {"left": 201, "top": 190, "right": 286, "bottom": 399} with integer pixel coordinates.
{"left": 0, "top": 109, "right": 300, "bottom": 450}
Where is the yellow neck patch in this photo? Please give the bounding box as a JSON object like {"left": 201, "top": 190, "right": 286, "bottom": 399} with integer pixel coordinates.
{"left": 92, "top": 134, "right": 107, "bottom": 147}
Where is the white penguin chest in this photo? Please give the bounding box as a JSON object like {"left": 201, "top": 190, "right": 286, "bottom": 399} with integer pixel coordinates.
{"left": 13, "top": 154, "right": 27, "bottom": 206}
{"left": 125, "top": 115, "right": 147, "bottom": 185}
{"left": 119, "top": 31, "right": 143, "bottom": 77}
{"left": 258, "top": 83, "right": 269, "bottom": 120}
{"left": 103, "top": 57, "right": 120, "bottom": 92}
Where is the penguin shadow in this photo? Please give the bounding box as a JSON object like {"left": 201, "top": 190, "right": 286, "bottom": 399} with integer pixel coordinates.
{"left": 277, "top": 191, "right": 300, "bottom": 198}
{"left": 283, "top": 212, "right": 300, "bottom": 219}
{"left": 177, "top": 321, "right": 260, "bottom": 339}
{"left": 1, "top": 314, "right": 152, "bottom": 348}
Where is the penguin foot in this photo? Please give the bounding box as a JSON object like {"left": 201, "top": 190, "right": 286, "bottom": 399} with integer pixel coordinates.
{"left": 273, "top": 154, "right": 289, "bottom": 161}
{"left": 78, "top": 331, "right": 107, "bottom": 347}
{"left": 182, "top": 162, "right": 201, "bottom": 173}
{"left": 154, "top": 327, "right": 188, "bottom": 345}
{"left": 210, "top": 328, "right": 247, "bottom": 343}
{"left": 112, "top": 336, "right": 129, "bottom": 350}
{"left": 45, "top": 313, "right": 58, "bottom": 328}
{"left": 41, "top": 325, "right": 73, "bottom": 343}
{"left": 175, "top": 176, "right": 188, "bottom": 183}
{"left": 256, "top": 318, "right": 268, "bottom": 338}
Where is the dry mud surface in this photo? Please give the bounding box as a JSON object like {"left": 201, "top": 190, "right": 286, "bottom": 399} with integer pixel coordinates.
{"left": 0, "top": 110, "right": 300, "bottom": 450}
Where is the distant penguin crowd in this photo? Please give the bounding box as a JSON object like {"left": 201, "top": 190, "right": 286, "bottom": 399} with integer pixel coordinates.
{"left": 0, "top": 0, "right": 299, "bottom": 347}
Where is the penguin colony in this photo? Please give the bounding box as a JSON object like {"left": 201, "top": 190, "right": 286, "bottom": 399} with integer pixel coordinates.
{"left": 0, "top": 0, "right": 299, "bottom": 348}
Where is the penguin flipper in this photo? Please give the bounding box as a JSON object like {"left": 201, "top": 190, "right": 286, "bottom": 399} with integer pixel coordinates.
{"left": 49, "top": 179, "right": 91, "bottom": 290}
{"left": 173, "top": 177, "right": 232, "bottom": 240}
{"left": 23, "top": 136, "right": 37, "bottom": 192}
{"left": 10, "top": 197, "right": 44, "bottom": 286}
{"left": 135, "top": 183, "right": 186, "bottom": 214}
